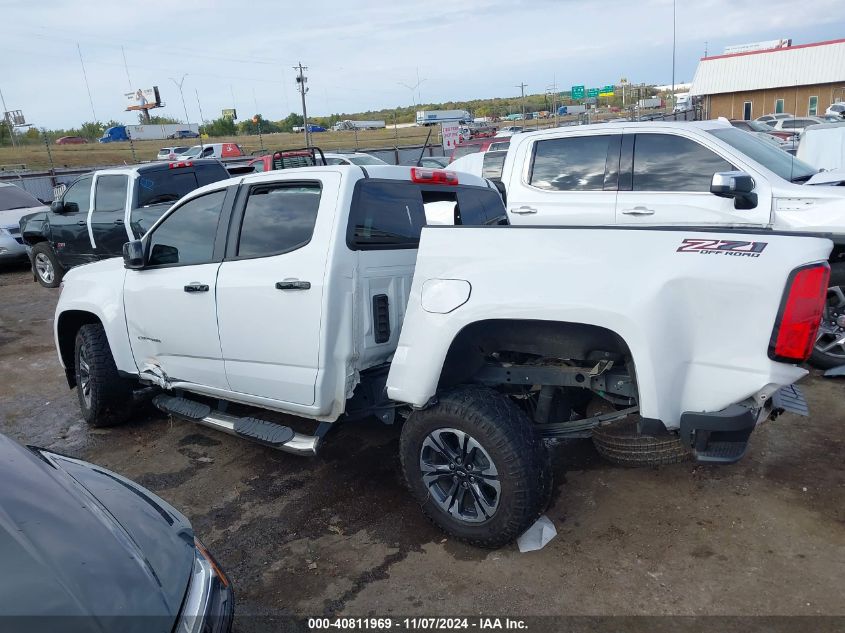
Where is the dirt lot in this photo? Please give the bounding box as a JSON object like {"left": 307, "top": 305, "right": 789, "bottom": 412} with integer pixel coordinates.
{"left": 1, "top": 265, "right": 844, "bottom": 627}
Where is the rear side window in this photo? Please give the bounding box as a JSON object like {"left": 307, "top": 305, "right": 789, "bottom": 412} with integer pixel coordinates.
{"left": 529, "top": 135, "right": 613, "bottom": 191}
{"left": 482, "top": 151, "right": 507, "bottom": 179}
{"left": 456, "top": 189, "right": 507, "bottom": 226}
{"left": 236, "top": 183, "right": 321, "bottom": 258}
{"left": 349, "top": 181, "right": 426, "bottom": 249}
{"left": 94, "top": 175, "right": 128, "bottom": 213}
{"left": 632, "top": 134, "right": 733, "bottom": 192}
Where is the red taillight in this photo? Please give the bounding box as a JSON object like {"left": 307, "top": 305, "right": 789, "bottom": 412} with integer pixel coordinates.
{"left": 411, "top": 167, "right": 459, "bottom": 186}
{"left": 168, "top": 161, "right": 193, "bottom": 169}
{"left": 769, "top": 263, "right": 830, "bottom": 362}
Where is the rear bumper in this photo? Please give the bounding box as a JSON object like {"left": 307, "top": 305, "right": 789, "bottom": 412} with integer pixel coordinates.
{"left": 0, "top": 234, "right": 27, "bottom": 259}
{"left": 679, "top": 385, "right": 807, "bottom": 464}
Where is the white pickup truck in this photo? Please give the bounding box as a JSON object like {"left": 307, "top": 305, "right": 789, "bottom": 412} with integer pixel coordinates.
{"left": 54, "top": 164, "right": 831, "bottom": 547}
{"left": 497, "top": 120, "right": 845, "bottom": 368}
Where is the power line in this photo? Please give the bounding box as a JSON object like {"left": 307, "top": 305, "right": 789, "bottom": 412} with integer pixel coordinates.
{"left": 121, "top": 46, "right": 133, "bottom": 90}
{"left": 77, "top": 43, "right": 98, "bottom": 122}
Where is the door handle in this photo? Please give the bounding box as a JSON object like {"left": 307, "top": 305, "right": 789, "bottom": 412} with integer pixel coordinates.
{"left": 76, "top": 220, "right": 86, "bottom": 225}
{"left": 184, "top": 282, "right": 209, "bottom": 293}
{"left": 113, "top": 219, "right": 124, "bottom": 225}
{"left": 621, "top": 206, "right": 656, "bottom": 216}
{"left": 510, "top": 205, "right": 538, "bottom": 215}
{"left": 275, "top": 280, "right": 311, "bottom": 290}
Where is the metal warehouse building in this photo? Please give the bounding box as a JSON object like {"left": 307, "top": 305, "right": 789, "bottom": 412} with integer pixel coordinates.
{"left": 690, "top": 38, "right": 845, "bottom": 120}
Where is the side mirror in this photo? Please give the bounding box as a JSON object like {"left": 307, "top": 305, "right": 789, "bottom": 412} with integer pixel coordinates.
{"left": 123, "top": 240, "right": 145, "bottom": 269}
{"left": 710, "top": 171, "right": 758, "bottom": 210}
{"left": 50, "top": 200, "right": 66, "bottom": 214}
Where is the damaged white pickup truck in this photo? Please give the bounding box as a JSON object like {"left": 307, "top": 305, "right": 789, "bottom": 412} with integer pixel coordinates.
{"left": 55, "top": 164, "right": 831, "bottom": 546}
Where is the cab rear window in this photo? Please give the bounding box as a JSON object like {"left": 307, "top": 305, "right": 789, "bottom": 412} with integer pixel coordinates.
{"left": 135, "top": 164, "right": 229, "bottom": 207}
{"left": 347, "top": 180, "right": 506, "bottom": 250}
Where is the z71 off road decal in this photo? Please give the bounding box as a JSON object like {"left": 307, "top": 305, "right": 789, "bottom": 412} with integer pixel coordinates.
{"left": 676, "top": 239, "right": 768, "bottom": 257}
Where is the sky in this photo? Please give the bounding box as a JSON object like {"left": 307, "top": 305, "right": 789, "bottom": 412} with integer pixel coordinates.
{"left": 1, "top": 0, "right": 844, "bottom": 129}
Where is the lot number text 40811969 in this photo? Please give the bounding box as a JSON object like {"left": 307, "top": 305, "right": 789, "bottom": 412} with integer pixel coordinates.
{"left": 308, "top": 617, "right": 528, "bottom": 630}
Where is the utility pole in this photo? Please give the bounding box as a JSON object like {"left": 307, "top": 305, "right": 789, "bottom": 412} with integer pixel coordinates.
{"left": 195, "top": 89, "right": 206, "bottom": 149}
{"left": 516, "top": 82, "right": 527, "bottom": 120}
{"left": 294, "top": 62, "right": 310, "bottom": 148}
{"left": 671, "top": 0, "right": 677, "bottom": 111}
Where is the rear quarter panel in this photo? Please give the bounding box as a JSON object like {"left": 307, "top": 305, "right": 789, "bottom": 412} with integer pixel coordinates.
{"left": 386, "top": 226, "right": 831, "bottom": 428}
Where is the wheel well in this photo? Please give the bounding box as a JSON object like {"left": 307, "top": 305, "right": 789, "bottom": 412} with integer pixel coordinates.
{"left": 56, "top": 311, "right": 102, "bottom": 388}
{"left": 438, "top": 319, "right": 633, "bottom": 389}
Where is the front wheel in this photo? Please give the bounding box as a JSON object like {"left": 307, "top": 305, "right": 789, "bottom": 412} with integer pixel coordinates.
{"left": 75, "top": 324, "right": 133, "bottom": 427}
{"left": 400, "top": 386, "right": 550, "bottom": 548}
{"left": 31, "top": 242, "right": 64, "bottom": 288}
{"left": 809, "top": 263, "right": 845, "bottom": 369}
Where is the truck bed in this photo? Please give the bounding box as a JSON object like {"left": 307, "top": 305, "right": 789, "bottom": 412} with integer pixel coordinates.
{"left": 387, "top": 225, "right": 832, "bottom": 427}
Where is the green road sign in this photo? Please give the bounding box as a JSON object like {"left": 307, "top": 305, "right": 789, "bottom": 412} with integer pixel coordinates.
{"left": 571, "top": 85, "right": 585, "bottom": 99}
{"left": 599, "top": 84, "right": 615, "bottom": 97}
{"left": 586, "top": 88, "right": 599, "bottom": 98}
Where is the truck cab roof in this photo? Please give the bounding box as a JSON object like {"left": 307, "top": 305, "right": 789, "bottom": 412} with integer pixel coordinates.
{"left": 238, "top": 164, "right": 491, "bottom": 189}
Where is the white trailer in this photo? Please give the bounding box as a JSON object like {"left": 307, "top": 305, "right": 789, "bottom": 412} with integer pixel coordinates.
{"left": 637, "top": 98, "right": 663, "bottom": 109}
{"left": 127, "top": 124, "right": 199, "bottom": 140}
{"left": 332, "top": 120, "right": 386, "bottom": 131}
{"left": 416, "top": 110, "right": 472, "bottom": 126}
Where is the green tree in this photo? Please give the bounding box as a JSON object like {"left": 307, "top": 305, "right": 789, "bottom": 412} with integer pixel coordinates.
{"left": 277, "top": 112, "right": 304, "bottom": 133}
{"left": 201, "top": 117, "right": 237, "bottom": 137}
{"left": 78, "top": 121, "right": 104, "bottom": 140}
{"left": 144, "top": 115, "right": 183, "bottom": 125}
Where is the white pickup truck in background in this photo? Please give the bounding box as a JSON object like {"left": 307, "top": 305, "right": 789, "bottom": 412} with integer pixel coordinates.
{"left": 498, "top": 120, "right": 845, "bottom": 368}
{"left": 54, "top": 164, "right": 831, "bottom": 547}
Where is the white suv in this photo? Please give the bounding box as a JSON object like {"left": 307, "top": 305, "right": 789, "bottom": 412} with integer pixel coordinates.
{"left": 156, "top": 146, "right": 189, "bottom": 161}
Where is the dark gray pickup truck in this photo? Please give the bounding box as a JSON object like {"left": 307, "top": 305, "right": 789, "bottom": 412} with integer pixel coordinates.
{"left": 20, "top": 159, "right": 230, "bottom": 287}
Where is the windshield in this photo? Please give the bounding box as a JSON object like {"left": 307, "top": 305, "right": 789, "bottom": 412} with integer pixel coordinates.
{"left": 180, "top": 146, "right": 202, "bottom": 158}
{"left": 348, "top": 155, "right": 387, "bottom": 166}
{"left": 708, "top": 127, "right": 817, "bottom": 183}
{"left": 0, "top": 185, "right": 42, "bottom": 211}
{"left": 746, "top": 121, "right": 773, "bottom": 133}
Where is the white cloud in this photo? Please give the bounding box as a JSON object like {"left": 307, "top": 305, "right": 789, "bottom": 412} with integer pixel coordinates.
{"left": 0, "top": 0, "right": 842, "bottom": 127}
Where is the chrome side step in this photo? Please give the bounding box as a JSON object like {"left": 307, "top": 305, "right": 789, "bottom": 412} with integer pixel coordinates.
{"left": 153, "top": 394, "right": 321, "bottom": 456}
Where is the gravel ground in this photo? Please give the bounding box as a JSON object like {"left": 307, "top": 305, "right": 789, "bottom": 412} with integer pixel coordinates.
{"left": 1, "top": 265, "right": 843, "bottom": 628}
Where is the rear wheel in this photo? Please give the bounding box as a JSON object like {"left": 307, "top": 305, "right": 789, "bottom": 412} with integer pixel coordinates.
{"left": 74, "top": 324, "right": 133, "bottom": 427}
{"left": 400, "top": 386, "right": 550, "bottom": 548}
{"left": 31, "top": 242, "right": 64, "bottom": 288}
{"left": 592, "top": 418, "right": 691, "bottom": 466}
{"left": 809, "top": 263, "right": 845, "bottom": 369}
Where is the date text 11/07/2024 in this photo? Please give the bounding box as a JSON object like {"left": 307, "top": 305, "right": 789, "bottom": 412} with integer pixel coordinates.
{"left": 307, "top": 617, "right": 529, "bottom": 630}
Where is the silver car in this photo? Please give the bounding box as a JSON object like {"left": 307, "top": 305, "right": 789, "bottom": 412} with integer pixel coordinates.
{"left": 0, "top": 183, "right": 47, "bottom": 263}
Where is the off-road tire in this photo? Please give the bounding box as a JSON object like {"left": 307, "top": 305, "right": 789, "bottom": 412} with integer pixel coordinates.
{"left": 31, "top": 242, "right": 64, "bottom": 288}
{"left": 74, "top": 323, "right": 132, "bottom": 427}
{"left": 400, "top": 385, "right": 550, "bottom": 548}
{"left": 592, "top": 418, "right": 691, "bottom": 466}
{"left": 809, "top": 263, "right": 845, "bottom": 370}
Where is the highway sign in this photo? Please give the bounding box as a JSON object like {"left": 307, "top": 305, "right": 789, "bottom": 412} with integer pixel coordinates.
{"left": 571, "top": 85, "right": 585, "bottom": 100}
